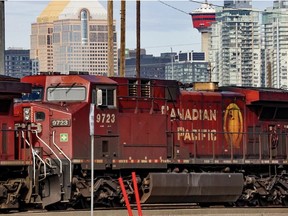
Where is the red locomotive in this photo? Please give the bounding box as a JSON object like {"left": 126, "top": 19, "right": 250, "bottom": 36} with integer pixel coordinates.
{"left": 1, "top": 73, "right": 288, "bottom": 211}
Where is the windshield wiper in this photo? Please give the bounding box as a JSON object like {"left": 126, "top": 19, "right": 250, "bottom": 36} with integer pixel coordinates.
{"left": 66, "top": 82, "right": 77, "bottom": 94}
{"left": 49, "top": 83, "right": 61, "bottom": 93}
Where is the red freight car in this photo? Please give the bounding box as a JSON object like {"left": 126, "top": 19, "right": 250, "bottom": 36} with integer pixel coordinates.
{"left": 2, "top": 73, "right": 288, "bottom": 211}
{"left": 0, "top": 75, "right": 31, "bottom": 210}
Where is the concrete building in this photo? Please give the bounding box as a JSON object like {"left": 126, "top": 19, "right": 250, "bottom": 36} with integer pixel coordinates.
{"left": 262, "top": 0, "right": 288, "bottom": 89}
{"left": 123, "top": 49, "right": 171, "bottom": 79}
{"left": 209, "top": 0, "right": 262, "bottom": 87}
{"left": 165, "top": 51, "right": 208, "bottom": 83}
{"left": 4, "top": 48, "right": 31, "bottom": 78}
{"left": 30, "top": 0, "right": 117, "bottom": 75}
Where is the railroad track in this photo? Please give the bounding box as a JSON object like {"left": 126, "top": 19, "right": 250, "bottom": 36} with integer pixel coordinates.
{"left": 5, "top": 203, "right": 288, "bottom": 215}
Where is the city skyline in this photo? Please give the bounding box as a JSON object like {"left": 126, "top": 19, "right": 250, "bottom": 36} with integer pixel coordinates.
{"left": 5, "top": 0, "right": 273, "bottom": 57}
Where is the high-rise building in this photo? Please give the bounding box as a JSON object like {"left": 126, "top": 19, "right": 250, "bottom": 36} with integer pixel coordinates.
{"left": 262, "top": 0, "right": 288, "bottom": 89}
{"left": 209, "top": 0, "right": 262, "bottom": 87}
{"left": 30, "top": 0, "right": 118, "bottom": 75}
{"left": 165, "top": 51, "right": 208, "bottom": 83}
{"left": 4, "top": 48, "right": 31, "bottom": 78}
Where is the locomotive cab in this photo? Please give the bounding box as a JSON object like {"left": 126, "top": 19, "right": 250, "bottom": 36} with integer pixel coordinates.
{"left": 15, "top": 74, "right": 119, "bottom": 208}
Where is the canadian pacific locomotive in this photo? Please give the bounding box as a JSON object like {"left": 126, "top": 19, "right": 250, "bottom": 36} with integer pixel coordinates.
{"left": 1, "top": 73, "right": 288, "bottom": 211}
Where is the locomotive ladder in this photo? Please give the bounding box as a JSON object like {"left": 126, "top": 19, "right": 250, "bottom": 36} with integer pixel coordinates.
{"left": 33, "top": 130, "right": 63, "bottom": 176}
{"left": 52, "top": 130, "right": 72, "bottom": 182}
{"left": 21, "top": 131, "right": 47, "bottom": 185}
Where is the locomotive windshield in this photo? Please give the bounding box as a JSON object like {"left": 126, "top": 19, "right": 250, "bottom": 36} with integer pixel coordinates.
{"left": 21, "top": 88, "right": 43, "bottom": 102}
{"left": 47, "top": 86, "right": 86, "bottom": 101}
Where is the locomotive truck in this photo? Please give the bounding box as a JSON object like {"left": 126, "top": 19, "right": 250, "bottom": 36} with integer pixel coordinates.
{"left": 1, "top": 73, "right": 288, "bottom": 211}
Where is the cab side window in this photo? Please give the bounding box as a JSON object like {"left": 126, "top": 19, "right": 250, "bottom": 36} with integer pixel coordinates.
{"left": 95, "top": 86, "right": 116, "bottom": 108}
{"left": 102, "top": 89, "right": 114, "bottom": 106}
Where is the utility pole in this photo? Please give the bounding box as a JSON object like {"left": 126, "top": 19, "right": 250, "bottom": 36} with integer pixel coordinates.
{"left": 107, "top": 0, "right": 114, "bottom": 77}
{"left": 0, "top": 1, "right": 4, "bottom": 75}
{"left": 267, "top": 61, "right": 272, "bottom": 88}
{"left": 276, "top": 17, "right": 280, "bottom": 88}
{"left": 136, "top": 0, "right": 140, "bottom": 78}
{"left": 120, "top": 0, "right": 126, "bottom": 77}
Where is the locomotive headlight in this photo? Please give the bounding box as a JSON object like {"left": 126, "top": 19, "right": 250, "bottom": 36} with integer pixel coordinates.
{"left": 23, "top": 108, "right": 31, "bottom": 121}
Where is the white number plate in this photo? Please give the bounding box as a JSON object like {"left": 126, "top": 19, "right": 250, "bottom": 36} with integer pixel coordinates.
{"left": 51, "top": 119, "right": 70, "bottom": 127}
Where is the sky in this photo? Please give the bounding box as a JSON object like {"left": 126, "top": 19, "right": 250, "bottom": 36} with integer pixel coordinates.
{"left": 5, "top": 0, "right": 274, "bottom": 57}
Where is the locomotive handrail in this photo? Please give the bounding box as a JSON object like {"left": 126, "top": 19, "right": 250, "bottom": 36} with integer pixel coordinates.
{"left": 33, "top": 130, "right": 63, "bottom": 175}
{"left": 117, "top": 95, "right": 167, "bottom": 100}
{"left": 21, "top": 131, "right": 47, "bottom": 184}
{"left": 52, "top": 130, "right": 72, "bottom": 182}
{"left": 172, "top": 130, "right": 288, "bottom": 162}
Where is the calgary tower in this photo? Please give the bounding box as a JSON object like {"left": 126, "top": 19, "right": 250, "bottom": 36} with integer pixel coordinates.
{"left": 190, "top": 1, "right": 216, "bottom": 61}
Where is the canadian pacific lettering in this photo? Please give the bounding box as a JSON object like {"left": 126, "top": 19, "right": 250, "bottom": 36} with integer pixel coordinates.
{"left": 161, "top": 105, "right": 218, "bottom": 141}
{"left": 177, "top": 127, "right": 217, "bottom": 141}
{"left": 161, "top": 105, "right": 217, "bottom": 121}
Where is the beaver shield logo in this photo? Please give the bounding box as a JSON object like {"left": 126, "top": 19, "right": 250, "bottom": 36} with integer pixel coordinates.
{"left": 223, "top": 103, "right": 243, "bottom": 149}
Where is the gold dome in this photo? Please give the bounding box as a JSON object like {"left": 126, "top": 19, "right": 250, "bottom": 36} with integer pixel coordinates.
{"left": 36, "top": 0, "right": 107, "bottom": 23}
{"left": 37, "top": 0, "right": 70, "bottom": 23}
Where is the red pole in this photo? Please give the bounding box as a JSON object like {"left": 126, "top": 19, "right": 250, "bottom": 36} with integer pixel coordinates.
{"left": 118, "top": 177, "right": 133, "bottom": 216}
{"left": 132, "top": 172, "right": 143, "bottom": 216}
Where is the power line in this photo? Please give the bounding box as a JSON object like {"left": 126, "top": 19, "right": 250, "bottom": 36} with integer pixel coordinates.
{"left": 158, "top": 0, "right": 288, "bottom": 17}
{"left": 145, "top": 43, "right": 200, "bottom": 49}
{"left": 158, "top": 0, "right": 190, "bottom": 15}
{"left": 189, "top": 0, "right": 288, "bottom": 16}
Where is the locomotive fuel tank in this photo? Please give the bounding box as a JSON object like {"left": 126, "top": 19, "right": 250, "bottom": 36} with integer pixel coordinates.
{"left": 141, "top": 172, "right": 244, "bottom": 204}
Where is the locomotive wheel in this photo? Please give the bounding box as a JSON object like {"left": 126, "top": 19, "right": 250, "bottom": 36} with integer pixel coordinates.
{"left": 199, "top": 203, "right": 211, "bottom": 208}
{"left": 282, "top": 197, "right": 288, "bottom": 206}
{"left": 70, "top": 197, "right": 90, "bottom": 209}
{"left": 248, "top": 198, "right": 259, "bottom": 206}
{"left": 45, "top": 202, "right": 67, "bottom": 211}
{"left": 0, "top": 209, "right": 9, "bottom": 214}
{"left": 109, "top": 199, "right": 122, "bottom": 208}
{"left": 80, "top": 198, "right": 90, "bottom": 209}
{"left": 258, "top": 197, "right": 268, "bottom": 206}
{"left": 235, "top": 200, "right": 246, "bottom": 207}
{"left": 224, "top": 202, "right": 234, "bottom": 207}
